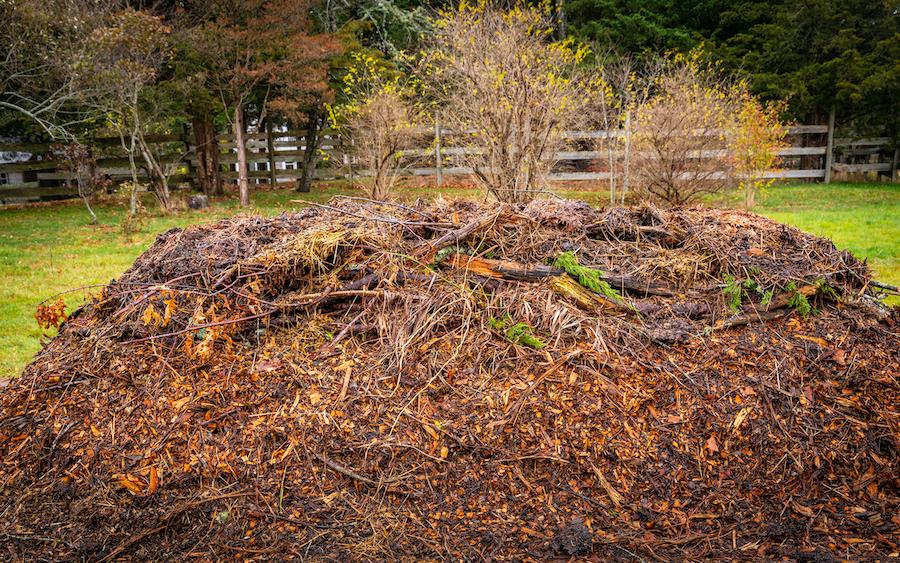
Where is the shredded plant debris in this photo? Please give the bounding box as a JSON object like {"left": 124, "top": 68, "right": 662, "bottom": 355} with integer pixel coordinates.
{"left": 0, "top": 197, "right": 897, "bottom": 560}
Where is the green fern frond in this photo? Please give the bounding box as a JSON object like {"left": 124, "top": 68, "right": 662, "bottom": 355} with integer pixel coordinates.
{"left": 785, "top": 282, "right": 812, "bottom": 318}
{"left": 723, "top": 274, "right": 743, "bottom": 312}
{"left": 489, "top": 316, "right": 545, "bottom": 349}
{"left": 553, "top": 251, "right": 622, "bottom": 302}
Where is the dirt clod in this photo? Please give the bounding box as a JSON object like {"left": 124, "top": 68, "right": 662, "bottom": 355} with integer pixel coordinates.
{"left": 551, "top": 519, "right": 592, "bottom": 555}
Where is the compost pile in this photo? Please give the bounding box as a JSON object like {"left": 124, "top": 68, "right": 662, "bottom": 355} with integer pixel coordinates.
{"left": 1, "top": 197, "right": 898, "bottom": 560}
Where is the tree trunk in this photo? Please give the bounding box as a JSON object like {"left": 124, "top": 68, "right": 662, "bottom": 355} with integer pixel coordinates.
{"left": 297, "top": 106, "right": 322, "bottom": 193}
{"left": 76, "top": 161, "right": 98, "bottom": 224}
{"left": 556, "top": 0, "right": 566, "bottom": 39}
{"left": 121, "top": 131, "right": 140, "bottom": 215}
{"left": 136, "top": 133, "right": 171, "bottom": 211}
{"left": 192, "top": 114, "right": 223, "bottom": 196}
{"left": 234, "top": 104, "right": 250, "bottom": 207}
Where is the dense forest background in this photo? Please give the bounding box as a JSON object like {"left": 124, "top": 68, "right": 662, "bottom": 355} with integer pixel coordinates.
{"left": 2, "top": 0, "right": 897, "bottom": 140}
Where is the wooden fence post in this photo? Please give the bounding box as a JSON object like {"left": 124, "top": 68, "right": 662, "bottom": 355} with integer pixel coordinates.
{"left": 266, "top": 117, "right": 277, "bottom": 187}
{"left": 824, "top": 106, "right": 836, "bottom": 184}
{"left": 181, "top": 124, "right": 196, "bottom": 189}
{"left": 434, "top": 113, "right": 443, "bottom": 188}
{"left": 888, "top": 147, "right": 899, "bottom": 183}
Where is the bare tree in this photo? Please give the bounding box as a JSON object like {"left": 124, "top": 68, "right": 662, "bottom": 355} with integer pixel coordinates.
{"left": 1, "top": 0, "right": 113, "bottom": 138}
{"left": 423, "top": 4, "right": 591, "bottom": 203}
{"left": 50, "top": 143, "right": 111, "bottom": 224}
{"left": 330, "top": 54, "right": 422, "bottom": 200}
{"left": 73, "top": 8, "right": 175, "bottom": 212}
{"left": 632, "top": 59, "right": 736, "bottom": 205}
{"left": 587, "top": 55, "right": 657, "bottom": 205}
{"left": 348, "top": 90, "right": 420, "bottom": 200}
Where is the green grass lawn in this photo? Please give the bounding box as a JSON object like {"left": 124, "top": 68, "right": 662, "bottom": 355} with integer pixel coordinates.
{"left": 1, "top": 181, "right": 897, "bottom": 378}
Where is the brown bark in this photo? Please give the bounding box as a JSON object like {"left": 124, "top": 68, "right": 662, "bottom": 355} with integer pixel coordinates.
{"left": 549, "top": 274, "right": 637, "bottom": 314}
{"left": 136, "top": 134, "right": 172, "bottom": 212}
{"left": 192, "top": 114, "right": 222, "bottom": 196}
{"left": 413, "top": 207, "right": 512, "bottom": 260}
{"left": 297, "top": 106, "right": 322, "bottom": 193}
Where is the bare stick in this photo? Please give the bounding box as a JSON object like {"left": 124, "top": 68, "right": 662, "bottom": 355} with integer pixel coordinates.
{"left": 493, "top": 350, "right": 582, "bottom": 433}
{"left": 413, "top": 208, "right": 509, "bottom": 259}
{"left": 871, "top": 280, "right": 900, "bottom": 295}
{"left": 100, "top": 491, "right": 253, "bottom": 562}
{"left": 313, "top": 452, "right": 380, "bottom": 486}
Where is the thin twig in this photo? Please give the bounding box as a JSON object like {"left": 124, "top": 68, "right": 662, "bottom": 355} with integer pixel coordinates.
{"left": 333, "top": 195, "right": 433, "bottom": 219}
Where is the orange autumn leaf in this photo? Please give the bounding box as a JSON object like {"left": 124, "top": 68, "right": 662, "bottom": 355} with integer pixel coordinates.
{"left": 147, "top": 467, "right": 159, "bottom": 494}
{"left": 118, "top": 475, "right": 144, "bottom": 495}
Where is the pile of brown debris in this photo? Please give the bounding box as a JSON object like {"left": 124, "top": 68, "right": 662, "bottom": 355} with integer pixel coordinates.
{"left": 1, "top": 197, "right": 897, "bottom": 560}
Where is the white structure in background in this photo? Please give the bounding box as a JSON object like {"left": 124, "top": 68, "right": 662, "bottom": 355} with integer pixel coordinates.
{"left": 227, "top": 121, "right": 302, "bottom": 185}
{"left": 0, "top": 137, "right": 31, "bottom": 186}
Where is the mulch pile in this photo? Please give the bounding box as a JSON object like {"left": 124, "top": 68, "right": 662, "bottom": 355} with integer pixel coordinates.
{"left": 1, "top": 197, "right": 898, "bottom": 560}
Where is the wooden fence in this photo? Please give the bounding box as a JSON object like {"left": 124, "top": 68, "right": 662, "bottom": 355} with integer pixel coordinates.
{"left": 0, "top": 133, "right": 190, "bottom": 202}
{"left": 1, "top": 122, "right": 897, "bottom": 204}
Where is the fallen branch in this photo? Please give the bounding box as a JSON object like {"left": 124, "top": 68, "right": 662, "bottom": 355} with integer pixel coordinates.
{"left": 446, "top": 253, "right": 678, "bottom": 297}
{"left": 749, "top": 284, "right": 818, "bottom": 313}
{"left": 870, "top": 280, "right": 900, "bottom": 295}
{"left": 549, "top": 275, "right": 638, "bottom": 315}
{"left": 413, "top": 207, "right": 510, "bottom": 260}
{"left": 493, "top": 350, "right": 582, "bottom": 432}
{"left": 590, "top": 464, "right": 625, "bottom": 508}
{"left": 587, "top": 222, "right": 685, "bottom": 247}
{"left": 713, "top": 286, "right": 819, "bottom": 330}
{"left": 312, "top": 452, "right": 419, "bottom": 496}
{"left": 123, "top": 290, "right": 386, "bottom": 344}
{"left": 311, "top": 310, "right": 367, "bottom": 359}
{"left": 715, "top": 309, "right": 791, "bottom": 330}
{"left": 247, "top": 510, "right": 332, "bottom": 530}
{"left": 333, "top": 195, "right": 433, "bottom": 220}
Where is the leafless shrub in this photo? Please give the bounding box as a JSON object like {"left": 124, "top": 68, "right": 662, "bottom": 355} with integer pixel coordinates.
{"left": 346, "top": 89, "right": 421, "bottom": 200}
{"left": 73, "top": 8, "right": 175, "bottom": 212}
{"left": 50, "top": 143, "right": 111, "bottom": 224}
{"left": 423, "top": 4, "right": 591, "bottom": 203}
{"left": 632, "top": 58, "right": 736, "bottom": 206}
{"left": 330, "top": 53, "right": 424, "bottom": 201}
{"left": 587, "top": 56, "right": 656, "bottom": 205}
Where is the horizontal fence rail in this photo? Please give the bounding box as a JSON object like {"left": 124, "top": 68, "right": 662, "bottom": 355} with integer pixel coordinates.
{"left": 1, "top": 123, "right": 896, "bottom": 203}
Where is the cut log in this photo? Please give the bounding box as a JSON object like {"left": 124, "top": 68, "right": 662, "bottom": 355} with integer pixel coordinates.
{"left": 742, "top": 284, "right": 817, "bottom": 314}
{"left": 549, "top": 275, "right": 638, "bottom": 314}
{"left": 446, "top": 253, "right": 558, "bottom": 281}
{"left": 717, "top": 285, "right": 819, "bottom": 329}
{"left": 445, "top": 253, "right": 678, "bottom": 297}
